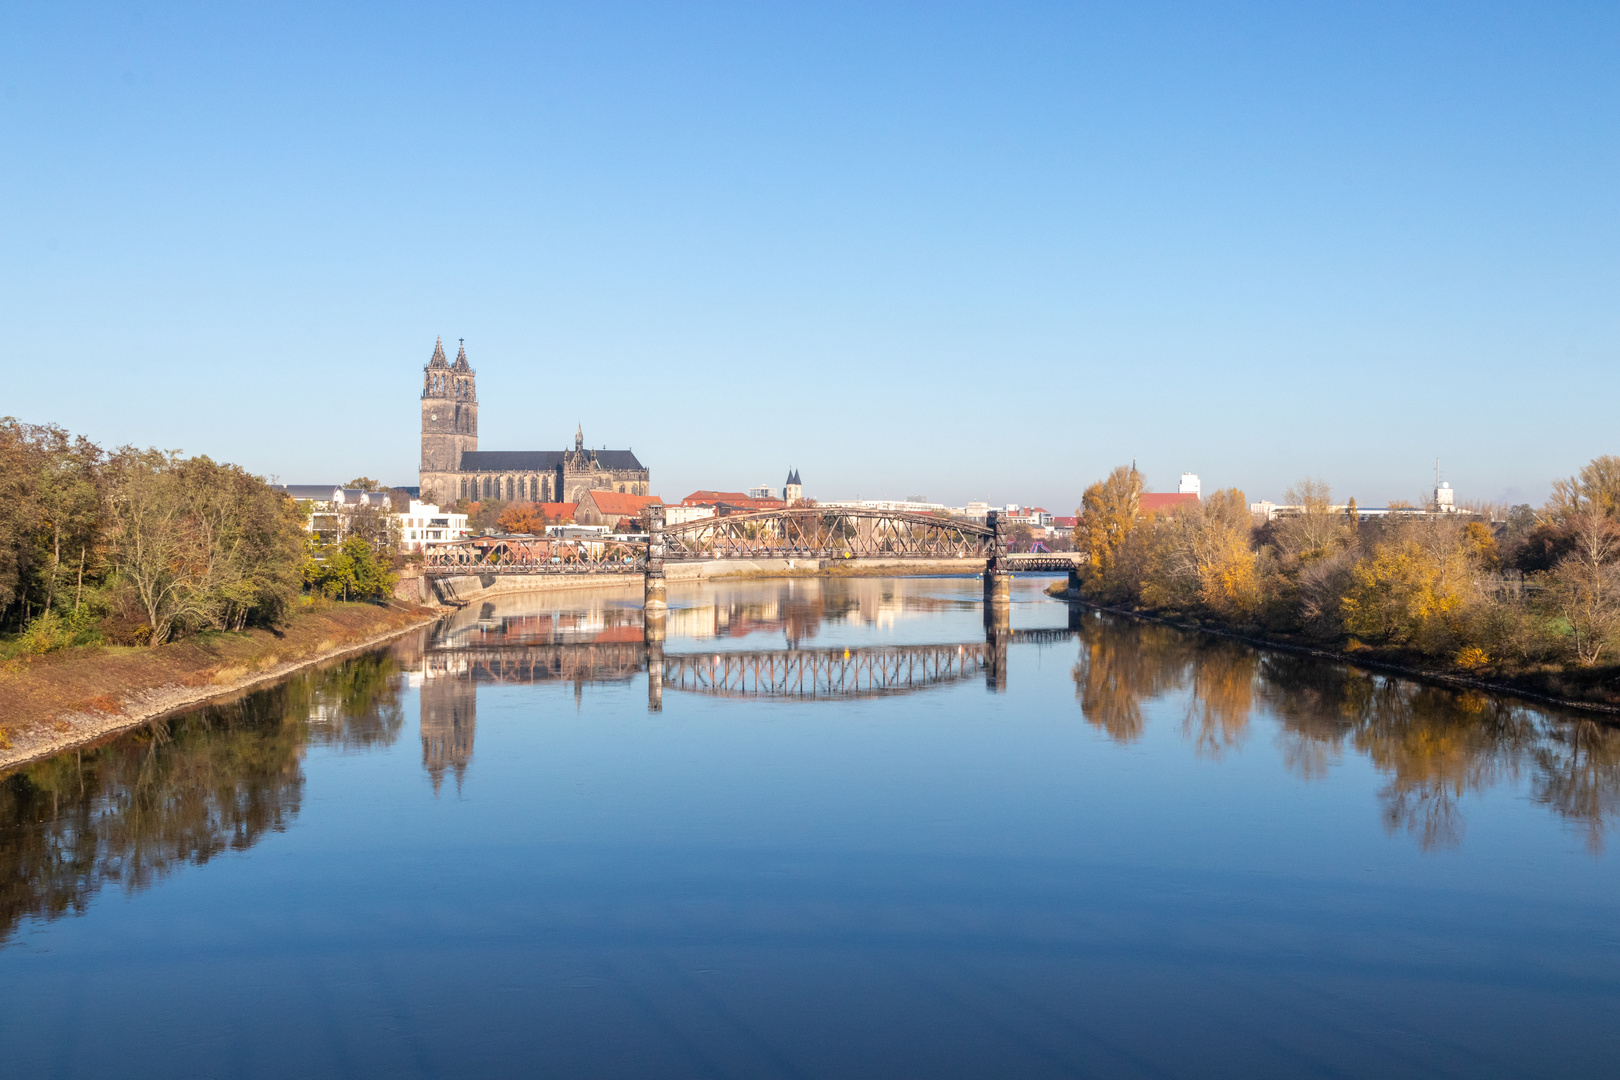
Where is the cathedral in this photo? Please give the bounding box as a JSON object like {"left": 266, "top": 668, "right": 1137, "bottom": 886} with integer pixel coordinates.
{"left": 418, "top": 337, "right": 651, "bottom": 505}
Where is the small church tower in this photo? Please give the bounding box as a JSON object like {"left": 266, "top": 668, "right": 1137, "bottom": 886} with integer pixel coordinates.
{"left": 784, "top": 468, "right": 802, "bottom": 505}
{"left": 420, "top": 337, "right": 479, "bottom": 502}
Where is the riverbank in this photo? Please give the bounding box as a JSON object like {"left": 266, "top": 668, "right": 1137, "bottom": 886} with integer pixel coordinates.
{"left": 0, "top": 601, "right": 441, "bottom": 770}
{"left": 1048, "top": 583, "right": 1620, "bottom": 717}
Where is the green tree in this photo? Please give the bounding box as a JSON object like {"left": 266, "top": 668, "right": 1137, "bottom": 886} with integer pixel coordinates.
{"left": 304, "top": 537, "right": 397, "bottom": 602}
{"left": 0, "top": 419, "right": 110, "bottom": 630}
{"left": 107, "top": 451, "right": 305, "bottom": 644}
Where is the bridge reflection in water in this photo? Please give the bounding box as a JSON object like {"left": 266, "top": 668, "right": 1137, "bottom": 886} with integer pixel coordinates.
{"left": 419, "top": 627, "right": 1075, "bottom": 705}
{"left": 413, "top": 584, "right": 1080, "bottom": 780}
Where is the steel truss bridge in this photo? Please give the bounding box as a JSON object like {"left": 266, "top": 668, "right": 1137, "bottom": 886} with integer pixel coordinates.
{"left": 422, "top": 629, "right": 1076, "bottom": 701}
{"left": 423, "top": 534, "right": 647, "bottom": 576}
{"left": 665, "top": 642, "right": 986, "bottom": 699}
{"left": 424, "top": 643, "right": 648, "bottom": 685}
{"left": 422, "top": 506, "right": 1086, "bottom": 579}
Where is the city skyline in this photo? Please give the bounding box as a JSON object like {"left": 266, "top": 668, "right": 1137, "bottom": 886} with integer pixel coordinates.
{"left": 5, "top": 3, "right": 1616, "bottom": 511}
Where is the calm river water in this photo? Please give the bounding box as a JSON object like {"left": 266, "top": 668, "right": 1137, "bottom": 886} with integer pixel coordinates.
{"left": 3, "top": 576, "right": 1619, "bottom": 1078}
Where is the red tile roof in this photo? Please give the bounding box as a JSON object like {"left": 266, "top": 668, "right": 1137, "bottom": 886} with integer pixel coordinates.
{"left": 535, "top": 502, "right": 578, "bottom": 521}
{"left": 681, "top": 490, "right": 752, "bottom": 506}
{"left": 681, "top": 491, "right": 783, "bottom": 511}
{"left": 1140, "top": 493, "right": 1200, "bottom": 516}
{"left": 582, "top": 491, "right": 663, "bottom": 516}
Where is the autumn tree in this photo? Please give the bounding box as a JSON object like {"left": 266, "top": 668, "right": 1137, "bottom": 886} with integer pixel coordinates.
{"left": 1548, "top": 455, "right": 1620, "bottom": 523}
{"left": 496, "top": 502, "right": 552, "bottom": 534}
{"left": 0, "top": 419, "right": 110, "bottom": 630}
{"left": 1544, "top": 515, "right": 1620, "bottom": 665}
{"left": 464, "top": 500, "right": 508, "bottom": 534}
{"left": 107, "top": 451, "right": 305, "bottom": 644}
{"left": 1074, "top": 465, "right": 1143, "bottom": 600}
{"left": 1273, "top": 478, "right": 1350, "bottom": 562}
{"left": 1339, "top": 518, "right": 1480, "bottom": 649}
{"left": 1139, "top": 489, "right": 1259, "bottom": 620}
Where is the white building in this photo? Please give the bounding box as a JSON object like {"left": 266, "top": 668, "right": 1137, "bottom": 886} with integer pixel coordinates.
{"left": 1179, "top": 473, "right": 1201, "bottom": 497}
{"left": 819, "top": 498, "right": 953, "bottom": 514}
{"left": 664, "top": 504, "right": 718, "bottom": 526}
{"left": 395, "top": 500, "right": 469, "bottom": 552}
{"left": 281, "top": 486, "right": 404, "bottom": 542}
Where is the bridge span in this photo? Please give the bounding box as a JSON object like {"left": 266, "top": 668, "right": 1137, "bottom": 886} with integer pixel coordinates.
{"left": 423, "top": 626, "right": 1079, "bottom": 706}
{"left": 422, "top": 507, "right": 1087, "bottom": 608}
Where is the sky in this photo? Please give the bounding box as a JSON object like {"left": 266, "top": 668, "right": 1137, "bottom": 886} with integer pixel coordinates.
{"left": 3, "top": 2, "right": 1616, "bottom": 512}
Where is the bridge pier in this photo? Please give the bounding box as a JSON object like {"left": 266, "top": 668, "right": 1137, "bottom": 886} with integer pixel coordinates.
{"left": 985, "top": 627, "right": 1009, "bottom": 693}
{"left": 644, "top": 505, "right": 667, "bottom": 619}
{"left": 983, "top": 571, "right": 1012, "bottom": 605}
{"left": 1067, "top": 568, "right": 1082, "bottom": 595}
{"left": 646, "top": 642, "right": 664, "bottom": 713}
{"left": 983, "top": 508, "right": 1013, "bottom": 611}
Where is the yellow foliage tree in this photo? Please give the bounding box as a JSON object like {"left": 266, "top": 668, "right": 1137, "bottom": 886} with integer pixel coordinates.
{"left": 1074, "top": 465, "right": 1142, "bottom": 600}
{"left": 1196, "top": 526, "right": 1261, "bottom": 620}
{"left": 1136, "top": 487, "right": 1259, "bottom": 619}
{"left": 1340, "top": 537, "right": 1470, "bottom": 646}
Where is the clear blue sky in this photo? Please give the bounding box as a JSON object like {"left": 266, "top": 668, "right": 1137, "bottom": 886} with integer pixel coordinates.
{"left": 4, "top": 2, "right": 1616, "bottom": 511}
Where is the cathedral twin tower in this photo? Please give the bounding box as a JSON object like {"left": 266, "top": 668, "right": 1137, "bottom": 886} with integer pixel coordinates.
{"left": 418, "top": 337, "right": 650, "bottom": 507}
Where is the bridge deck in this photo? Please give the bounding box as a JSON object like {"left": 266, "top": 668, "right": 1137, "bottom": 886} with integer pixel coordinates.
{"left": 421, "top": 506, "right": 1086, "bottom": 578}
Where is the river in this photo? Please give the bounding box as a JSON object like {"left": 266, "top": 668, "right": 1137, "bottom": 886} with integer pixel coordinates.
{"left": 3, "top": 575, "right": 1618, "bottom": 1078}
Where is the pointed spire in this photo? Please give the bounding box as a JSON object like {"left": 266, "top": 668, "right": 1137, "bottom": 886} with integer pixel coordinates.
{"left": 575, "top": 423, "right": 583, "bottom": 452}
{"left": 452, "top": 338, "right": 471, "bottom": 372}
{"left": 427, "top": 335, "right": 448, "bottom": 368}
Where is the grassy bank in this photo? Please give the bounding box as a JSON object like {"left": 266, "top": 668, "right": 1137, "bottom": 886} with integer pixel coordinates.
{"left": 0, "top": 601, "right": 438, "bottom": 769}
{"left": 1047, "top": 581, "right": 1620, "bottom": 716}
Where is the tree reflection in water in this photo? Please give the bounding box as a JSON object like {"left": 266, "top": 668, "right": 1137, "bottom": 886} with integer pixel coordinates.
{"left": 1073, "top": 610, "right": 1620, "bottom": 852}
{"left": 0, "top": 649, "right": 410, "bottom": 945}
{"left": 1072, "top": 621, "right": 1190, "bottom": 743}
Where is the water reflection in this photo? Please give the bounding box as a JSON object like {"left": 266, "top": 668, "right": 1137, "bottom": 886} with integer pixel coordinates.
{"left": 428, "top": 578, "right": 983, "bottom": 653}
{"left": 0, "top": 648, "right": 412, "bottom": 945}
{"left": 420, "top": 663, "right": 477, "bottom": 793}
{"left": 8, "top": 591, "right": 1620, "bottom": 961}
{"left": 1071, "top": 609, "right": 1620, "bottom": 851}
